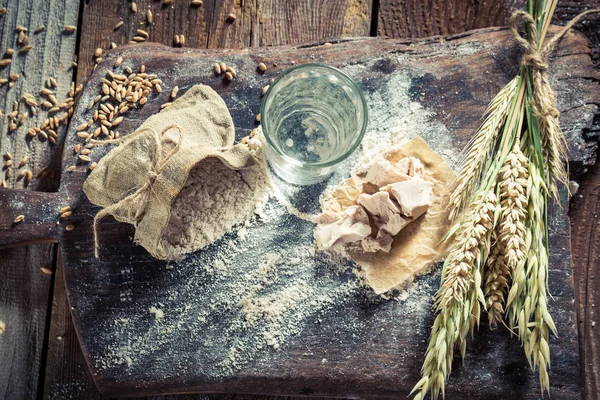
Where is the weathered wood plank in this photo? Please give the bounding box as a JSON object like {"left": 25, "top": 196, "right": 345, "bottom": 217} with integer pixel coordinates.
{"left": 75, "top": 0, "right": 210, "bottom": 86}
{"left": 569, "top": 159, "right": 600, "bottom": 400}
{"left": 0, "top": 0, "right": 80, "bottom": 191}
{"left": 377, "top": 0, "right": 520, "bottom": 38}
{"left": 205, "top": 0, "right": 373, "bottom": 48}
{"left": 0, "top": 1, "right": 79, "bottom": 399}
{"left": 75, "top": 0, "right": 373, "bottom": 86}
{"left": 42, "top": 252, "right": 103, "bottom": 400}
{"left": 0, "top": 245, "right": 56, "bottom": 400}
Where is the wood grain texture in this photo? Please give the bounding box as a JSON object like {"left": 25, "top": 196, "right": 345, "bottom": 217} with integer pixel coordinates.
{"left": 377, "top": 0, "right": 600, "bottom": 44}
{"left": 51, "top": 29, "right": 596, "bottom": 398}
{"left": 42, "top": 251, "right": 103, "bottom": 400}
{"left": 0, "top": 189, "right": 65, "bottom": 249}
{"left": 75, "top": 0, "right": 373, "bottom": 87}
{"left": 0, "top": 245, "right": 57, "bottom": 400}
{"left": 0, "top": 1, "right": 79, "bottom": 399}
{"left": 0, "top": 0, "right": 80, "bottom": 191}
{"left": 550, "top": 3, "right": 600, "bottom": 400}
{"left": 377, "top": 0, "right": 520, "bottom": 38}
{"left": 570, "top": 160, "right": 600, "bottom": 400}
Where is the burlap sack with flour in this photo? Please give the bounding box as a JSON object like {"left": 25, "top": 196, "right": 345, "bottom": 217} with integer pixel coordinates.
{"left": 84, "top": 84, "right": 265, "bottom": 260}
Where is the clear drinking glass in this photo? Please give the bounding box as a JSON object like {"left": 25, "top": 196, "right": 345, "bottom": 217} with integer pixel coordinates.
{"left": 260, "top": 63, "right": 368, "bottom": 185}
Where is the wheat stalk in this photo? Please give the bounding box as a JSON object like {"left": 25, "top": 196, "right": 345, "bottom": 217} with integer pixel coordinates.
{"left": 412, "top": 191, "right": 497, "bottom": 400}
{"left": 448, "top": 78, "right": 518, "bottom": 221}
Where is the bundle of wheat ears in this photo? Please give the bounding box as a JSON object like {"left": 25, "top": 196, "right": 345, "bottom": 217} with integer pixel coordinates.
{"left": 411, "top": 1, "right": 600, "bottom": 399}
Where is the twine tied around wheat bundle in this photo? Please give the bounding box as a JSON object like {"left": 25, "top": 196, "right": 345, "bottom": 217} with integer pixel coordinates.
{"left": 509, "top": 9, "right": 599, "bottom": 196}
{"left": 510, "top": 9, "right": 599, "bottom": 119}
{"left": 92, "top": 124, "right": 184, "bottom": 257}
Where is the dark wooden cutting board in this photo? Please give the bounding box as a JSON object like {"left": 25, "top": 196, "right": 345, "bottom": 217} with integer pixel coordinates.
{"left": 1, "top": 27, "right": 599, "bottom": 398}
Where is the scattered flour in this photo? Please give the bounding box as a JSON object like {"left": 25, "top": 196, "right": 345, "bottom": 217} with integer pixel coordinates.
{"left": 149, "top": 306, "right": 165, "bottom": 322}
{"left": 340, "top": 66, "right": 456, "bottom": 173}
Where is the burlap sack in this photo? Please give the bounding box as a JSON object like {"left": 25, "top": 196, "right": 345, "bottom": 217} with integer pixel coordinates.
{"left": 84, "top": 84, "right": 263, "bottom": 260}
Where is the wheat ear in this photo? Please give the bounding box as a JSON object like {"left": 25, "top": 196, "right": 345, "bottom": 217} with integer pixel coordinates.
{"left": 484, "top": 144, "right": 529, "bottom": 325}
{"left": 538, "top": 100, "right": 567, "bottom": 200}
{"left": 529, "top": 55, "right": 568, "bottom": 201}
{"left": 505, "top": 157, "right": 555, "bottom": 396}
{"left": 411, "top": 191, "right": 497, "bottom": 400}
{"left": 448, "top": 78, "right": 518, "bottom": 221}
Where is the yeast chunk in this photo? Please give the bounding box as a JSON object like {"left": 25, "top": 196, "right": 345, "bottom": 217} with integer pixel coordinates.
{"left": 385, "top": 176, "right": 433, "bottom": 218}
{"left": 314, "top": 206, "right": 371, "bottom": 250}
{"left": 365, "top": 159, "right": 411, "bottom": 187}
{"left": 358, "top": 191, "right": 409, "bottom": 235}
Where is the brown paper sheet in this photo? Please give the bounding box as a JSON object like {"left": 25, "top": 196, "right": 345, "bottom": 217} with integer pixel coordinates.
{"left": 327, "top": 136, "right": 456, "bottom": 294}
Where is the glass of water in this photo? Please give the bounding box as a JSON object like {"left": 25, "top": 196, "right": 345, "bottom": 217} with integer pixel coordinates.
{"left": 260, "top": 63, "right": 368, "bottom": 185}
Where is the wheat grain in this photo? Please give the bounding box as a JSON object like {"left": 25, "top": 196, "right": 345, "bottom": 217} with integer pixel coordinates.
{"left": 539, "top": 106, "right": 567, "bottom": 200}
{"left": 18, "top": 156, "right": 28, "bottom": 168}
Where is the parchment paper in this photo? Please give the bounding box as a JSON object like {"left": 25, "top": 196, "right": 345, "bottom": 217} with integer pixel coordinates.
{"left": 326, "top": 137, "right": 456, "bottom": 294}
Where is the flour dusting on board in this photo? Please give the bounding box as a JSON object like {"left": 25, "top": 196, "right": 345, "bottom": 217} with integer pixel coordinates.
{"left": 94, "top": 200, "right": 363, "bottom": 377}
{"left": 91, "top": 59, "right": 456, "bottom": 382}
{"left": 341, "top": 63, "right": 458, "bottom": 173}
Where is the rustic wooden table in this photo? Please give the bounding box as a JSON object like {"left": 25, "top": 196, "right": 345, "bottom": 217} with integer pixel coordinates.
{"left": 0, "top": 0, "right": 598, "bottom": 399}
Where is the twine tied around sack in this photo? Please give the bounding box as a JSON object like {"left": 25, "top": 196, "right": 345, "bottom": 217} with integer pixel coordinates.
{"left": 93, "top": 124, "right": 184, "bottom": 257}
